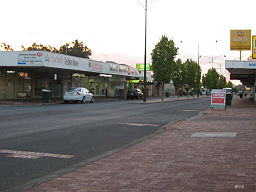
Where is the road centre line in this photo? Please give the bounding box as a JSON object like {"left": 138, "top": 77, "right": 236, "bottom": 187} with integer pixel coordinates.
{"left": 118, "top": 123, "right": 160, "bottom": 127}
{"left": 0, "top": 149, "right": 74, "bottom": 159}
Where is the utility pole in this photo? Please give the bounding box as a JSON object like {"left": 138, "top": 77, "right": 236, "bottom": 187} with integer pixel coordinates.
{"left": 197, "top": 42, "right": 200, "bottom": 65}
{"left": 143, "top": 0, "right": 148, "bottom": 103}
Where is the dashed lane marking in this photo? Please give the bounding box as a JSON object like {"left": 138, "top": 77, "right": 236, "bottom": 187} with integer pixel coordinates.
{"left": 0, "top": 149, "right": 74, "bottom": 159}
{"left": 182, "top": 109, "right": 200, "bottom": 112}
{"left": 118, "top": 123, "right": 160, "bottom": 127}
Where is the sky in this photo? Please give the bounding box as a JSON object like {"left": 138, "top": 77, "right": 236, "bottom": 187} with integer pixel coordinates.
{"left": 1, "top": 0, "right": 255, "bottom": 83}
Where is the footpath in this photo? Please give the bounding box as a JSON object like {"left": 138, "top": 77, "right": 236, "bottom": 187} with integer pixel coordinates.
{"left": 13, "top": 97, "right": 256, "bottom": 191}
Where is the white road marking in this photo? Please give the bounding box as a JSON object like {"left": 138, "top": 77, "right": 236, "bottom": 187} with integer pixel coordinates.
{"left": 118, "top": 123, "right": 160, "bottom": 127}
{"left": 191, "top": 132, "right": 237, "bottom": 138}
{"left": 182, "top": 109, "right": 199, "bottom": 112}
{"left": 0, "top": 149, "right": 74, "bottom": 159}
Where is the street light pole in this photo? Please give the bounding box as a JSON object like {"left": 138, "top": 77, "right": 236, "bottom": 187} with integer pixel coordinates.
{"left": 143, "top": 0, "right": 148, "bottom": 103}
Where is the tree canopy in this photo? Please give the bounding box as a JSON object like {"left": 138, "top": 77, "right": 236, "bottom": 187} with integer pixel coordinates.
{"left": 2, "top": 40, "right": 92, "bottom": 59}
{"left": 172, "top": 58, "right": 186, "bottom": 91}
{"left": 151, "top": 35, "right": 178, "bottom": 100}
{"left": 184, "top": 59, "right": 201, "bottom": 93}
{"left": 151, "top": 35, "right": 178, "bottom": 84}
{"left": 172, "top": 58, "right": 201, "bottom": 96}
{"left": 58, "top": 40, "right": 92, "bottom": 58}
{"left": 0, "top": 43, "right": 13, "bottom": 51}
{"left": 202, "top": 68, "right": 232, "bottom": 89}
{"left": 21, "top": 43, "right": 58, "bottom": 53}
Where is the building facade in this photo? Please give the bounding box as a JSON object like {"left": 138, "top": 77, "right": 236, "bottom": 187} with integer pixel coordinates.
{"left": 225, "top": 60, "right": 256, "bottom": 102}
{"left": 0, "top": 51, "right": 140, "bottom": 100}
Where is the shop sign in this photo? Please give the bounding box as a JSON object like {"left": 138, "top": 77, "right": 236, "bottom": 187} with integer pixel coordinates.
{"left": 50, "top": 55, "right": 79, "bottom": 67}
{"left": 210, "top": 89, "right": 226, "bottom": 109}
{"left": 89, "top": 61, "right": 103, "bottom": 72}
{"left": 249, "top": 62, "right": 256, "bottom": 67}
{"left": 129, "top": 80, "right": 140, "bottom": 83}
{"left": 136, "top": 63, "right": 151, "bottom": 71}
{"left": 18, "top": 52, "right": 43, "bottom": 64}
{"left": 230, "top": 30, "right": 251, "bottom": 50}
{"left": 252, "top": 36, "right": 256, "bottom": 59}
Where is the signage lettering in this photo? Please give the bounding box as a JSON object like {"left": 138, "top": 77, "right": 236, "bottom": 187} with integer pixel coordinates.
{"left": 64, "top": 57, "right": 79, "bottom": 66}
{"left": 211, "top": 89, "right": 226, "bottom": 109}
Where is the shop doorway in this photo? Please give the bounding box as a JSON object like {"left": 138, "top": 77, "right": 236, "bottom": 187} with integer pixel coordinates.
{"left": 6, "top": 79, "right": 15, "bottom": 99}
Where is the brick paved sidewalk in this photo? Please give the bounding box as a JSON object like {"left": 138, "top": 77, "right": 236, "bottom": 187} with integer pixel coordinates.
{"left": 24, "top": 97, "right": 255, "bottom": 192}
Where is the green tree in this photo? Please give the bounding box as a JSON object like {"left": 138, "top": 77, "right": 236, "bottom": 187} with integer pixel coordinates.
{"left": 217, "top": 75, "right": 227, "bottom": 89}
{"left": 226, "top": 81, "right": 233, "bottom": 88}
{"left": 151, "top": 35, "right": 178, "bottom": 101}
{"left": 184, "top": 59, "right": 201, "bottom": 96}
{"left": 172, "top": 59, "right": 186, "bottom": 96}
{"left": 59, "top": 39, "right": 92, "bottom": 58}
{"left": 202, "top": 68, "right": 219, "bottom": 89}
{"left": 202, "top": 68, "right": 231, "bottom": 90}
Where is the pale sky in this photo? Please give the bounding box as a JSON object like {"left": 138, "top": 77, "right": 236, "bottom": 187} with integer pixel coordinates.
{"left": 1, "top": 0, "right": 255, "bottom": 81}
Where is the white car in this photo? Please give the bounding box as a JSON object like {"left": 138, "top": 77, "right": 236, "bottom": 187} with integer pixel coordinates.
{"left": 63, "top": 87, "right": 94, "bottom": 104}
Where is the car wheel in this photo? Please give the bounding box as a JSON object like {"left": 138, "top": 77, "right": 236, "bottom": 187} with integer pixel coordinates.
{"left": 64, "top": 100, "right": 68, "bottom": 104}
{"left": 90, "top": 96, "right": 95, "bottom": 103}
{"left": 82, "top": 97, "right": 86, "bottom": 104}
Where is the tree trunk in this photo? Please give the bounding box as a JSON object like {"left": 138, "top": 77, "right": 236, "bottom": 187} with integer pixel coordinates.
{"left": 161, "top": 83, "right": 164, "bottom": 101}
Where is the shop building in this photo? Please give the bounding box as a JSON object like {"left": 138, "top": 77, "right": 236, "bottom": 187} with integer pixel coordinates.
{"left": 225, "top": 60, "right": 256, "bottom": 102}
{"left": 0, "top": 51, "right": 140, "bottom": 100}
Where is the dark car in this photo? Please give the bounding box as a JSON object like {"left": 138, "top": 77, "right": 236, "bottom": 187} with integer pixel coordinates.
{"left": 127, "top": 88, "right": 143, "bottom": 100}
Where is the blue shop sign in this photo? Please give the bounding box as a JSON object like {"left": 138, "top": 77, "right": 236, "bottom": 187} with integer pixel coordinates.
{"left": 249, "top": 63, "right": 256, "bottom": 67}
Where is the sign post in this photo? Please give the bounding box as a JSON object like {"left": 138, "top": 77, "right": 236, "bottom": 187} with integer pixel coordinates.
{"left": 210, "top": 89, "right": 226, "bottom": 109}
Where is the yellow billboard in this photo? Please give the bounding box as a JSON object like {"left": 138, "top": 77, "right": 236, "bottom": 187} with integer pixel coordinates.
{"left": 252, "top": 36, "right": 256, "bottom": 59}
{"left": 230, "top": 30, "right": 251, "bottom": 50}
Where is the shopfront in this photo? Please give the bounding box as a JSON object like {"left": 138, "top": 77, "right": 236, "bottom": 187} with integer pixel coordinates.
{"left": 0, "top": 51, "right": 140, "bottom": 100}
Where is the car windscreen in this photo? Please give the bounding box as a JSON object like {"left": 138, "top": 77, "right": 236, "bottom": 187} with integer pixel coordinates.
{"left": 128, "top": 89, "right": 136, "bottom": 93}
{"left": 65, "top": 88, "right": 81, "bottom": 92}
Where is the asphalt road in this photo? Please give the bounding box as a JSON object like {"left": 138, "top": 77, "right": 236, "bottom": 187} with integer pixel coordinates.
{"left": 0, "top": 97, "right": 210, "bottom": 192}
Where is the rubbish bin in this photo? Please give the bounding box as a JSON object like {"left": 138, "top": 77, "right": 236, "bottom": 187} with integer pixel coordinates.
{"left": 226, "top": 93, "right": 232, "bottom": 105}
{"left": 42, "top": 89, "right": 52, "bottom": 103}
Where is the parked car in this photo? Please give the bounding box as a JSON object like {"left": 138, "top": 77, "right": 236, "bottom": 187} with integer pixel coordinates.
{"left": 63, "top": 87, "right": 94, "bottom": 104}
{"left": 206, "top": 90, "right": 211, "bottom": 95}
{"left": 127, "top": 88, "right": 143, "bottom": 100}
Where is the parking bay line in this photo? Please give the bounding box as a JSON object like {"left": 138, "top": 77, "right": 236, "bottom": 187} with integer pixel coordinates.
{"left": 0, "top": 149, "right": 74, "bottom": 159}
{"left": 118, "top": 123, "right": 160, "bottom": 127}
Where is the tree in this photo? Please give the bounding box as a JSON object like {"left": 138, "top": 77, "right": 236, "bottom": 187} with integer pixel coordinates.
{"left": 21, "top": 43, "right": 58, "bottom": 52}
{"left": 202, "top": 68, "right": 220, "bottom": 89}
{"left": 226, "top": 81, "right": 233, "bottom": 88}
{"left": 183, "top": 59, "right": 201, "bottom": 96}
{"left": 21, "top": 39, "right": 92, "bottom": 58}
{"left": 172, "top": 59, "right": 186, "bottom": 96}
{"left": 59, "top": 39, "right": 92, "bottom": 58}
{"left": 202, "top": 68, "right": 232, "bottom": 90}
{"left": 217, "top": 75, "right": 227, "bottom": 89}
{"left": 0, "top": 43, "right": 13, "bottom": 51}
{"left": 151, "top": 35, "right": 178, "bottom": 101}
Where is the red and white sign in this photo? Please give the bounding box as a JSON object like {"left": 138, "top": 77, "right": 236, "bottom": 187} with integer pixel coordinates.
{"left": 211, "top": 89, "right": 226, "bottom": 108}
